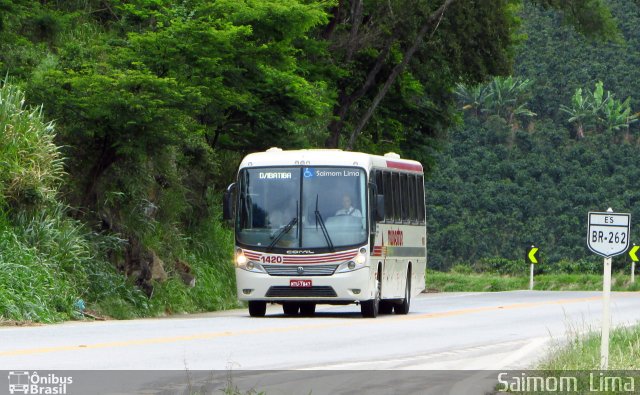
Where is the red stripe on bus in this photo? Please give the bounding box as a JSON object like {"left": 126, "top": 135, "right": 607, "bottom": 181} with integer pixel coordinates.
{"left": 243, "top": 250, "right": 358, "bottom": 263}
{"left": 282, "top": 253, "right": 356, "bottom": 260}
{"left": 244, "top": 250, "right": 357, "bottom": 255}
{"left": 244, "top": 253, "right": 356, "bottom": 259}
{"left": 386, "top": 160, "right": 423, "bottom": 172}
{"left": 282, "top": 253, "right": 357, "bottom": 261}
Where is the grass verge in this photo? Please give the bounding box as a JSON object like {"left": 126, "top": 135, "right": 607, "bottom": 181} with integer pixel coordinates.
{"left": 540, "top": 324, "right": 640, "bottom": 370}
{"left": 426, "top": 270, "right": 640, "bottom": 292}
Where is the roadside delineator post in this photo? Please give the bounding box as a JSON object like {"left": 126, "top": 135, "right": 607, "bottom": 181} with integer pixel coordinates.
{"left": 529, "top": 262, "right": 533, "bottom": 290}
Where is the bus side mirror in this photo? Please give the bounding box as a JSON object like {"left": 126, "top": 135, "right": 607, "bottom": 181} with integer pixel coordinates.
{"left": 375, "top": 194, "right": 385, "bottom": 221}
{"left": 223, "top": 183, "right": 236, "bottom": 221}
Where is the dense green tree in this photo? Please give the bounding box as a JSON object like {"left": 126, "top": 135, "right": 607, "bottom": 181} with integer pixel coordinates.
{"left": 319, "top": 0, "right": 617, "bottom": 156}
{"left": 516, "top": 0, "right": 640, "bottom": 124}
{"left": 29, "top": 67, "right": 201, "bottom": 208}
{"left": 18, "top": 0, "right": 333, "bottom": 211}
{"left": 321, "top": 0, "right": 518, "bottom": 152}
{"left": 426, "top": 117, "right": 640, "bottom": 270}
{"left": 1, "top": 0, "right": 337, "bottom": 298}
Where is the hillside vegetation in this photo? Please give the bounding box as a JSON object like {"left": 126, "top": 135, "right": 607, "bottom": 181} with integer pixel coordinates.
{"left": 0, "top": 0, "right": 629, "bottom": 321}
{"left": 427, "top": 0, "right": 640, "bottom": 272}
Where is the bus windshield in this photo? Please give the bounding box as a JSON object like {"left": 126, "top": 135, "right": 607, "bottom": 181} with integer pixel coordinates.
{"left": 236, "top": 167, "right": 367, "bottom": 251}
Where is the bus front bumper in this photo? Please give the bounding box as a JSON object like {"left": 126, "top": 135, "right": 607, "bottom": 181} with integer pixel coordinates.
{"left": 235, "top": 267, "right": 375, "bottom": 303}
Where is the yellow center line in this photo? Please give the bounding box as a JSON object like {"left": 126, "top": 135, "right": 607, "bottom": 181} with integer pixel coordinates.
{"left": 0, "top": 293, "right": 635, "bottom": 357}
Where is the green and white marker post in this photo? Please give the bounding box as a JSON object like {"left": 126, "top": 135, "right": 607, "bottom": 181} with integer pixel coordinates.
{"left": 587, "top": 208, "right": 631, "bottom": 370}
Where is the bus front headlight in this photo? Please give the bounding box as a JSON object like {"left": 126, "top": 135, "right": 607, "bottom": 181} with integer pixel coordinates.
{"left": 236, "top": 253, "right": 248, "bottom": 266}
{"left": 235, "top": 251, "right": 265, "bottom": 273}
{"left": 337, "top": 254, "right": 367, "bottom": 273}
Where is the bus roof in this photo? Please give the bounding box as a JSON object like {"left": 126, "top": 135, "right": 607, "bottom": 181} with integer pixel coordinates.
{"left": 239, "top": 148, "right": 423, "bottom": 173}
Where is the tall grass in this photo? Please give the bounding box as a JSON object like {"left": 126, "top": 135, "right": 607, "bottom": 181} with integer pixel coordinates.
{"left": 0, "top": 80, "right": 63, "bottom": 208}
{"left": 541, "top": 324, "right": 640, "bottom": 370}
{"left": 0, "top": 213, "right": 75, "bottom": 322}
{"left": 0, "top": 81, "right": 154, "bottom": 322}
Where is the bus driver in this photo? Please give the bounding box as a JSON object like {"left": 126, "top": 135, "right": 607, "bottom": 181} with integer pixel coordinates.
{"left": 335, "top": 194, "right": 362, "bottom": 217}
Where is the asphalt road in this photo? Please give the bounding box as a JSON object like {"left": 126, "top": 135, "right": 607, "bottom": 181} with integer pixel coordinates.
{"left": 1, "top": 291, "right": 639, "bottom": 394}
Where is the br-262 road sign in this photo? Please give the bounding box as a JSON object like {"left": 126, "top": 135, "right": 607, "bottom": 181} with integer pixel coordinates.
{"left": 588, "top": 211, "right": 630, "bottom": 258}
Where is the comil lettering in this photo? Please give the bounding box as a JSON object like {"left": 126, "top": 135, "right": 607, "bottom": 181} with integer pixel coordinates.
{"left": 388, "top": 230, "right": 403, "bottom": 246}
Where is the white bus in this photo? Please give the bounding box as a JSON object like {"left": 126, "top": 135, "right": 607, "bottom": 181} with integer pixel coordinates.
{"left": 223, "top": 148, "right": 426, "bottom": 317}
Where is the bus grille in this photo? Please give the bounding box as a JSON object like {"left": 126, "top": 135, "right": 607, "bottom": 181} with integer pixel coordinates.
{"left": 265, "top": 286, "right": 337, "bottom": 298}
{"left": 263, "top": 264, "right": 338, "bottom": 276}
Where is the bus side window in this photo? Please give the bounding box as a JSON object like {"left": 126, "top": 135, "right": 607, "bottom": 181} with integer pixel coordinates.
{"left": 375, "top": 170, "right": 383, "bottom": 193}
{"left": 373, "top": 170, "right": 383, "bottom": 223}
{"left": 409, "top": 174, "right": 416, "bottom": 223}
{"left": 417, "top": 175, "right": 425, "bottom": 223}
{"left": 384, "top": 171, "right": 393, "bottom": 222}
{"left": 400, "top": 173, "right": 409, "bottom": 223}
{"left": 392, "top": 172, "right": 401, "bottom": 223}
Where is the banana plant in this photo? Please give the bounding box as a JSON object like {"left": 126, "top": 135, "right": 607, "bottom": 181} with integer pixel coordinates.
{"left": 602, "top": 96, "right": 637, "bottom": 132}
{"left": 454, "top": 82, "right": 493, "bottom": 117}
{"left": 560, "top": 87, "right": 592, "bottom": 138}
{"left": 456, "top": 76, "right": 536, "bottom": 128}
{"left": 561, "top": 81, "right": 637, "bottom": 138}
{"left": 487, "top": 76, "right": 536, "bottom": 128}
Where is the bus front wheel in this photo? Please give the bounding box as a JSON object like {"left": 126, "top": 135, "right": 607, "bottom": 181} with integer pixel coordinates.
{"left": 248, "top": 301, "right": 267, "bottom": 317}
{"left": 361, "top": 274, "right": 381, "bottom": 318}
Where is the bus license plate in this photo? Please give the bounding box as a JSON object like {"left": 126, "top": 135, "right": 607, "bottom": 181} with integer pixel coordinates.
{"left": 290, "top": 279, "right": 312, "bottom": 288}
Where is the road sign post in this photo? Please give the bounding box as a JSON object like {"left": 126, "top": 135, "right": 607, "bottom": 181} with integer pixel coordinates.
{"left": 587, "top": 208, "right": 631, "bottom": 370}
{"left": 601, "top": 256, "right": 612, "bottom": 369}
{"left": 525, "top": 245, "right": 539, "bottom": 290}
{"left": 530, "top": 263, "right": 534, "bottom": 290}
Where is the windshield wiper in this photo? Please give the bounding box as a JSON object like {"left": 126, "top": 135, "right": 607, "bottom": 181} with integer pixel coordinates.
{"left": 315, "top": 195, "right": 334, "bottom": 251}
{"left": 267, "top": 217, "right": 297, "bottom": 252}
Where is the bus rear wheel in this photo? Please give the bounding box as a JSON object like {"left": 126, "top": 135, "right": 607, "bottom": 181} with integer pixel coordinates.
{"left": 248, "top": 301, "right": 266, "bottom": 317}
{"left": 394, "top": 271, "right": 411, "bottom": 315}
{"left": 282, "top": 302, "right": 300, "bottom": 315}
